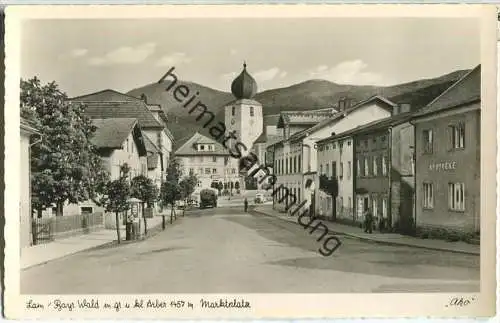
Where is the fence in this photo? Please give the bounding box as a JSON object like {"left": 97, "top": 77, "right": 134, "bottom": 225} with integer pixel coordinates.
{"left": 32, "top": 212, "right": 104, "bottom": 245}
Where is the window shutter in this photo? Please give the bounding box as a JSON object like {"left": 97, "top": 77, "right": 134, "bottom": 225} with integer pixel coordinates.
{"left": 446, "top": 125, "right": 453, "bottom": 151}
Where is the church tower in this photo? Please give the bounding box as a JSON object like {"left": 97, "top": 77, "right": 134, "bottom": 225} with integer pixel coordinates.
{"left": 225, "top": 63, "right": 263, "bottom": 153}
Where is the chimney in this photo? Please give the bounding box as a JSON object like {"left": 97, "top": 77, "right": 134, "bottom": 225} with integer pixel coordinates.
{"left": 393, "top": 105, "right": 400, "bottom": 115}
{"left": 338, "top": 97, "right": 345, "bottom": 112}
{"left": 400, "top": 103, "right": 411, "bottom": 113}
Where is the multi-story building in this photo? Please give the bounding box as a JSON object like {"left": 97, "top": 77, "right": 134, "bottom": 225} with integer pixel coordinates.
{"left": 315, "top": 133, "right": 355, "bottom": 221}
{"left": 175, "top": 132, "right": 238, "bottom": 189}
{"left": 411, "top": 65, "right": 481, "bottom": 235}
{"left": 71, "top": 89, "right": 174, "bottom": 182}
{"left": 269, "top": 95, "right": 395, "bottom": 211}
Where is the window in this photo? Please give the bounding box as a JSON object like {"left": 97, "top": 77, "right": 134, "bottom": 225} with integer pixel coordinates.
{"left": 382, "top": 197, "right": 388, "bottom": 219}
{"left": 285, "top": 159, "right": 289, "bottom": 174}
{"left": 347, "top": 140, "right": 351, "bottom": 146}
{"left": 326, "top": 164, "right": 330, "bottom": 177}
{"left": 298, "top": 188, "right": 301, "bottom": 202}
{"left": 232, "top": 168, "right": 236, "bottom": 174}
{"left": 423, "top": 183, "right": 434, "bottom": 209}
{"left": 298, "top": 158, "right": 301, "bottom": 172}
{"left": 293, "top": 157, "right": 297, "bottom": 173}
{"left": 212, "top": 168, "right": 217, "bottom": 174}
{"left": 449, "top": 123, "right": 465, "bottom": 149}
{"left": 205, "top": 168, "right": 211, "bottom": 174}
{"left": 357, "top": 159, "right": 361, "bottom": 177}
{"left": 373, "top": 156, "right": 378, "bottom": 176}
{"left": 348, "top": 197, "right": 352, "bottom": 210}
{"left": 332, "top": 161, "right": 337, "bottom": 178}
{"left": 199, "top": 144, "right": 205, "bottom": 151}
{"left": 339, "top": 162, "right": 344, "bottom": 179}
{"left": 423, "top": 129, "right": 433, "bottom": 154}
{"left": 250, "top": 106, "right": 254, "bottom": 117}
{"left": 81, "top": 207, "right": 93, "bottom": 214}
{"left": 198, "top": 167, "right": 203, "bottom": 174}
{"left": 332, "top": 142, "right": 336, "bottom": 149}
{"left": 448, "top": 182, "right": 465, "bottom": 211}
{"left": 189, "top": 168, "right": 194, "bottom": 175}
{"left": 364, "top": 157, "right": 370, "bottom": 176}
{"left": 372, "top": 198, "right": 378, "bottom": 217}
{"left": 320, "top": 164, "right": 323, "bottom": 175}
{"left": 382, "top": 155, "right": 387, "bottom": 176}
{"left": 232, "top": 106, "right": 235, "bottom": 116}
{"left": 212, "top": 156, "right": 217, "bottom": 162}
{"left": 348, "top": 161, "right": 352, "bottom": 179}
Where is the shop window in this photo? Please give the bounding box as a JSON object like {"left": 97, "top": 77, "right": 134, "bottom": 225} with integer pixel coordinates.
{"left": 423, "top": 129, "right": 433, "bottom": 154}
{"left": 449, "top": 123, "right": 465, "bottom": 149}
{"left": 423, "top": 182, "right": 434, "bottom": 209}
{"left": 448, "top": 182, "right": 465, "bottom": 211}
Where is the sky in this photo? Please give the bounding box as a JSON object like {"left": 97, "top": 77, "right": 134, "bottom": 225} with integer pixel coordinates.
{"left": 21, "top": 18, "right": 480, "bottom": 97}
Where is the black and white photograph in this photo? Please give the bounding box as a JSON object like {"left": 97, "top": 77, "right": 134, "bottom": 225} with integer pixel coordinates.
{"left": 4, "top": 4, "right": 497, "bottom": 319}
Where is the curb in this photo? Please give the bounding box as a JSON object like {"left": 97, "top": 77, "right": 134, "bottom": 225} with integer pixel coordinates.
{"left": 252, "top": 208, "right": 480, "bottom": 256}
{"left": 22, "top": 221, "right": 169, "bottom": 271}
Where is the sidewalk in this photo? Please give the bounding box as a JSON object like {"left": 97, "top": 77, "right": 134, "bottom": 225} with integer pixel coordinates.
{"left": 21, "top": 216, "right": 165, "bottom": 270}
{"left": 254, "top": 205, "right": 480, "bottom": 256}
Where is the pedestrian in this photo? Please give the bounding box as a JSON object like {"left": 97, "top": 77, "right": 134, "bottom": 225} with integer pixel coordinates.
{"left": 363, "top": 207, "right": 373, "bottom": 234}
{"left": 244, "top": 198, "right": 248, "bottom": 212}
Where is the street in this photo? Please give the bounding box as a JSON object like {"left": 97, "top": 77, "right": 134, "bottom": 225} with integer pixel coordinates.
{"left": 21, "top": 207, "right": 480, "bottom": 294}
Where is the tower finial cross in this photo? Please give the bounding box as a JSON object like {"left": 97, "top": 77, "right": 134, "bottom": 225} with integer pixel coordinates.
{"left": 243, "top": 61, "right": 247, "bottom": 69}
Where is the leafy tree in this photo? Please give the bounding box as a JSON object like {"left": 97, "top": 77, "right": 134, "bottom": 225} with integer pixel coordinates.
{"left": 21, "top": 77, "right": 109, "bottom": 217}
{"left": 179, "top": 173, "right": 198, "bottom": 216}
{"left": 319, "top": 174, "right": 339, "bottom": 221}
{"left": 130, "top": 175, "right": 159, "bottom": 235}
{"left": 102, "top": 164, "right": 131, "bottom": 243}
{"left": 160, "top": 158, "right": 182, "bottom": 227}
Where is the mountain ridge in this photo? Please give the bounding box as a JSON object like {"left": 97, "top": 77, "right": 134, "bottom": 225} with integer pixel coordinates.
{"left": 126, "top": 68, "right": 471, "bottom": 144}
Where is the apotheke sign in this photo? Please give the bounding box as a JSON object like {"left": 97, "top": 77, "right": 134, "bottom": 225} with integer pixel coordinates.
{"left": 428, "top": 161, "right": 457, "bottom": 171}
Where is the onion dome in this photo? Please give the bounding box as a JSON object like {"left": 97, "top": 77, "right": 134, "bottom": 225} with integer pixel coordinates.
{"left": 231, "top": 62, "right": 258, "bottom": 99}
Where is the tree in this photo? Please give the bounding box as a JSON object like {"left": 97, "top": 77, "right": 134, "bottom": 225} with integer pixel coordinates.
{"left": 235, "top": 181, "right": 240, "bottom": 192}
{"left": 179, "top": 173, "right": 198, "bottom": 216}
{"left": 160, "top": 158, "right": 182, "bottom": 227}
{"left": 102, "top": 164, "right": 131, "bottom": 244}
{"left": 21, "top": 77, "right": 109, "bottom": 217}
{"left": 216, "top": 182, "right": 223, "bottom": 196}
{"left": 130, "top": 175, "right": 159, "bottom": 235}
{"left": 319, "top": 174, "right": 339, "bottom": 221}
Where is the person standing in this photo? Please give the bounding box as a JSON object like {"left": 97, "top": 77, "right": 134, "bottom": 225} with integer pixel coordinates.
{"left": 244, "top": 198, "right": 248, "bottom": 213}
{"left": 363, "top": 207, "right": 373, "bottom": 234}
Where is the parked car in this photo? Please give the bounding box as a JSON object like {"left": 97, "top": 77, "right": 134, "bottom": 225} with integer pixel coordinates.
{"left": 199, "top": 188, "right": 218, "bottom": 209}
{"left": 254, "top": 193, "right": 265, "bottom": 204}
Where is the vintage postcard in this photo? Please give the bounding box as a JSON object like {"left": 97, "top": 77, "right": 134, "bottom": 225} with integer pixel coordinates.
{"left": 3, "top": 4, "right": 497, "bottom": 319}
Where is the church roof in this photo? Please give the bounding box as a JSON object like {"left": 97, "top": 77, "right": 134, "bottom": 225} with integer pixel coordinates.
{"left": 174, "top": 132, "right": 230, "bottom": 156}
{"left": 231, "top": 63, "right": 258, "bottom": 100}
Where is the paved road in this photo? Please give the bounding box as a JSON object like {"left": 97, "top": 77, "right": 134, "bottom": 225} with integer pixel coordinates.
{"left": 21, "top": 207, "right": 479, "bottom": 294}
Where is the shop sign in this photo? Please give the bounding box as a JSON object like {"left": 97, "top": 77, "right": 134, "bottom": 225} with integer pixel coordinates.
{"left": 428, "top": 161, "right": 457, "bottom": 171}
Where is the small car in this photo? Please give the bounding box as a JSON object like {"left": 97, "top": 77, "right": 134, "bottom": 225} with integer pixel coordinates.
{"left": 254, "top": 193, "right": 265, "bottom": 204}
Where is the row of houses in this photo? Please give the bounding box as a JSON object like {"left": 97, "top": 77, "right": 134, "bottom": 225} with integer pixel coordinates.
{"left": 20, "top": 89, "right": 175, "bottom": 246}
{"left": 268, "top": 64, "right": 481, "bottom": 236}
